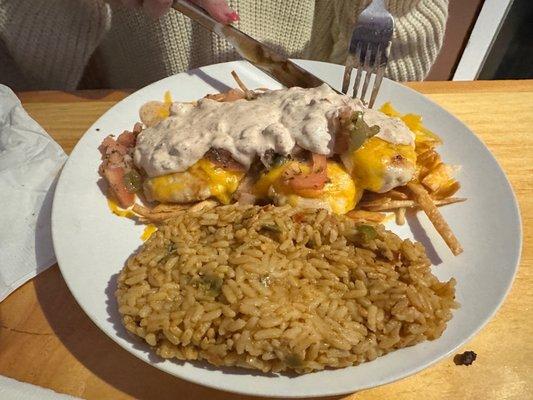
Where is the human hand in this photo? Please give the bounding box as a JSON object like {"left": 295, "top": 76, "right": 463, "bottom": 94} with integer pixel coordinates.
{"left": 120, "top": 0, "right": 239, "bottom": 22}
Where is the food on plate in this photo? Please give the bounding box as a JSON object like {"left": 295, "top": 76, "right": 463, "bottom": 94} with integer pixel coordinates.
{"left": 143, "top": 153, "right": 245, "bottom": 204}
{"left": 98, "top": 123, "right": 142, "bottom": 208}
{"left": 116, "top": 204, "right": 457, "bottom": 373}
{"left": 252, "top": 156, "right": 361, "bottom": 215}
{"left": 406, "top": 181, "right": 463, "bottom": 255}
{"left": 98, "top": 73, "right": 464, "bottom": 254}
{"left": 338, "top": 110, "right": 417, "bottom": 194}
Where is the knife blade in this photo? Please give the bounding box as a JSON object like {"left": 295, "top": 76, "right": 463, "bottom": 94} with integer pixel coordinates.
{"left": 172, "top": 0, "right": 332, "bottom": 90}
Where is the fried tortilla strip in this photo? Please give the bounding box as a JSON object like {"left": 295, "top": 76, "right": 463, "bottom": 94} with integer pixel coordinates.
{"left": 358, "top": 196, "right": 392, "bottom": 208}
{"left": 360, "top": 197, "right": 466, "bottom": 211}
{"left": 433, "top": 197, "right": 467, "bottom": 206}
{"left": 142, "top": 211, "right": 184, "bottom": 223}
{"left": 231, "top": 70, "right": 255, "bottom": 100}
{"left": 407, "top": 182, "right": 463, "bottom": 256}
{"left": 132, "top": 203, "right": 153, "bottom": 217}
{"left": 152, "top": 204, "right": 187, "bottom": 213}
{"left": 395, "top": 207, "right": 406, "bottom": 225}
{"left": 429, "top": 180, "right": 461, "bottom": 200}
{"left": 133, "top": 200, "right": 219, "bottom": 223}
{"left": 205, "top": 89, "right": 246, "bottom": 102}
{"left": 359, "top": 199, "right": 411, "bottom": 211}
{"left": 188, "top": 200, "right": 218, "bottom": 212}
{"left": 387, "top": 189, "right": 409, "bottom": 200}
{"left": 137, "top": 217, "right": 152, "bottom": 224}
{"left": 346, "top": 209, "right": 386, "bottom": 223}
{"left": 132, "top": 203, "right": 184, "bottom": 222}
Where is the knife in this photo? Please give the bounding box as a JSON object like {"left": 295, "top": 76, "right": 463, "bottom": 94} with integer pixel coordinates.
{"left": 172, "top": 0, "right": 330, "bottom": 90}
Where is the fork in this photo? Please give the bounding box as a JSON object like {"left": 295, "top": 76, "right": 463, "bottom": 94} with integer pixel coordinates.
{"left": 342, "top": 0, "right": 394, "bottom": 108}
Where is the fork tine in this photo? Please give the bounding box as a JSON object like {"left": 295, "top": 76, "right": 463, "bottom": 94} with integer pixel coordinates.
{"left": 345, "top": 0, "right": 393, "bottom": 103}
{"left": 368, "top": 66, "right": 385, "bottom": 108}
{"left": 342, "top": 53, "right": 357, "bottom": 94}
{"left": 367, "top": 44, "right": 382, "bottom": 107}
{"left": 368, "top": 43, "right": 388, "bottom": 108}
{"left": 351, "top": 42, "right": 364, "bottom": 98}
{"left": 360, "top": 43, "right": 375, "bottom": 102}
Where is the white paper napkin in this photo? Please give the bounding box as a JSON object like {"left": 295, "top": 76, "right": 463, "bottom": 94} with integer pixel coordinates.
{"left": 0, "top": 84, "right": 67, "bottom": 301}
{"left": 0, "top": 375, "right": 81, "bottom": 399}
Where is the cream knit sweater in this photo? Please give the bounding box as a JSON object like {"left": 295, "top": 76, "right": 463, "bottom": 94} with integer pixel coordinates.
{"left": 0, "top": 0, "right": 448, "bottom": 90}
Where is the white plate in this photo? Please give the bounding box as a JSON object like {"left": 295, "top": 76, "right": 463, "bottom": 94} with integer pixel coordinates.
{"left": 52, "top": 60, "right": 522, "bottom": 398}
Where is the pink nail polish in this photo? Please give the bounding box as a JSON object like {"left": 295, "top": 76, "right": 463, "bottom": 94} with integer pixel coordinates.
{"left": 226, "top": 11, "right": 240, "bottom": 22}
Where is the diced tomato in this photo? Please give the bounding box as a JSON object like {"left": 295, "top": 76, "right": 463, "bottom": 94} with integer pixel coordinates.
{"left": 99, "top": 136, "right": 116, "bottom": 154}
{"left": 108, "top": 151, "right": 123, "bottom": 165}
{"left": 287, "top": 185, "right": 323, "bottom": 198}
{"left": 98, "top": 132, "right": 140, "bottom": 207}
{"left": 287, "top": 154, "right": 328, "bottom": 196}
{"left": 132, "top": 122, "right": 143, "bottom": 134}
{"left": 104, "top": 166, "right": 135, "bottom": 208}
{"left": 117, "top": 131, "right": 136, "bottom": 148}
{"left": 99, "top": 135, "right": 128, "bottom": 156}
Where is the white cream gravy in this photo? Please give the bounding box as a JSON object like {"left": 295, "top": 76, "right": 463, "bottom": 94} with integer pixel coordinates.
{"left": 134, "top": 84, "right": 414, "bottom": 177}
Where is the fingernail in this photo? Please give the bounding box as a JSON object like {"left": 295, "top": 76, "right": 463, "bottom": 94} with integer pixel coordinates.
{"left": 226, "top": 11, "right": 239, "bottom": 22}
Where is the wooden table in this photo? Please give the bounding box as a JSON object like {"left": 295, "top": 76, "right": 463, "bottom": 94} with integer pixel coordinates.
{"left": 1, "top": 81, "right": 531, "bottom": 399}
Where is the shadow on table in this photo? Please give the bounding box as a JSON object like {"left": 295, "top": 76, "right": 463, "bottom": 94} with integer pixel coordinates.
{"left": 33, "top": 268, "right": 342, "bottom": 400}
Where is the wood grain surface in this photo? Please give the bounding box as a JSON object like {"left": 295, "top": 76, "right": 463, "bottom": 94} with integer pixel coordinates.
{"left": 1, "top": 80, "right": 531, "bottom": 400}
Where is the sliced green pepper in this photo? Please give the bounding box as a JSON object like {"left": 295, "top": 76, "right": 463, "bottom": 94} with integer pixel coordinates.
{"left": 357, "top": 224, "right": 377, "bottom": 242}
{"left": 349, "top": 111, "right": 380, "bottom": 151}
{"left": 123, "top": 170, "right": 142, "bottom": 193}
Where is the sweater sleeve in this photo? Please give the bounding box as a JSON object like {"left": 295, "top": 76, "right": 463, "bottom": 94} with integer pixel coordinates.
{"left": 0, "top": 0, "right": 111, "bottom": 90}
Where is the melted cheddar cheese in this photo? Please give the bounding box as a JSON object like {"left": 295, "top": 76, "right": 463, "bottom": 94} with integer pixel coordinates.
{"left": 107, "top": 198, "right": 136, "bottom": 218}
{"left": 189, "top": 159, "right": 244, "bottom": 204}
{"left": 343, "top": 137, "right": 417, "bottom": 193}
{"left": 141, "top": 224, "right": 158, "bottom": 241}
{"left": 253, "top": 160, "right": 361, "bottom": 214}
{"left": 144, "top": 158, "right": 244, "bottom": 204}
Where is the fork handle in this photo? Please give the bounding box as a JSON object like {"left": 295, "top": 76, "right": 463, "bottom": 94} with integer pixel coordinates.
{"left": 367, "top": 0, "right": 387, "bottom": 11}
